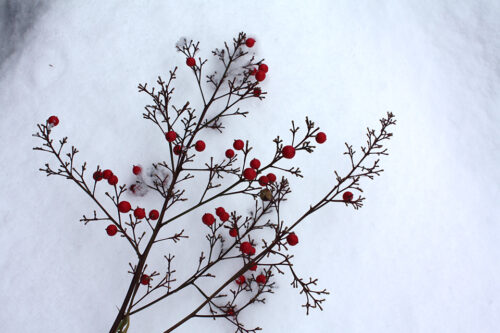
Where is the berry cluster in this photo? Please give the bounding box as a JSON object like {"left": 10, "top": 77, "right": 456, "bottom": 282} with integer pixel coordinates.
{"left": 242, "top": 37, "right": 266, "bottom": 96}
{"left": 201, "top": 206, "right": 231, "bottom": 227}
{"left": 93, "top": 168, "right": 119, "bottom": 186}
{"left": 252, "top": 63, "right": 268, "bottom": 82}
{"left": 240, "top": 241, "right": 256, "bottom": 255}
{"left": 229, "top": 139, "right": 275, "bottom": 184}
{"left": 169, "top": 139, "right": 207, "bottom": 156}
{"left": 201, "top": 204, "right": 269, "bottom": 289}
{"left": 128, "top": 164, "right": 149, "bottom": 195}
{"left": 128, "top": 162, "right": 173, "bottom": 196}
{"left": 107, "top": 200, "right": 159, "bottom": 240}
{"left": 244, "top": 37, "right": 268, "bottom": 82}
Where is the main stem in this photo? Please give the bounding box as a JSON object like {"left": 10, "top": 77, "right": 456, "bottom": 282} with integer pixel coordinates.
{"left": 108, "top": 176, "right": 177, "bottom": 332}
{"left": 109, "top": 44, "right": 240, "bottom": 332}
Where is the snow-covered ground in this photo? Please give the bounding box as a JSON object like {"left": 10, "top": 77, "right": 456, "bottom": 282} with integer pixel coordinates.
{"left": 1, "top": 1, "right": 499, "bottom": 332}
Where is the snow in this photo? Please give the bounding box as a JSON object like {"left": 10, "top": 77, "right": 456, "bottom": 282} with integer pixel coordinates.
{"left": 1, "top": 0, "right": 499, "bottom": 332}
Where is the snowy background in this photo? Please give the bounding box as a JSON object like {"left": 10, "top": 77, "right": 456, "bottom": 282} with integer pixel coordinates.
{"left": 1, "top": 0, "right": 499, "bottom": 332}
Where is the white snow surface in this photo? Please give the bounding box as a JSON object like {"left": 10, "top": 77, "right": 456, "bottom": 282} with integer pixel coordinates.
{"left": 1, "top": 1, "right": 499, "bottom": 332}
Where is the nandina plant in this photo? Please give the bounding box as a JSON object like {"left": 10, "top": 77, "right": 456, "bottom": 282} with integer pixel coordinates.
{"left": 33, "top": 32, "right": 396, "bottom": 332}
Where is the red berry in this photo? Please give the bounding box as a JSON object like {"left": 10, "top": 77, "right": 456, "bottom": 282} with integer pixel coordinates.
{"left": 249, "top": 68, "right": 257, "bottom": 76}
{"left": 255, "top": 70, "right": 266, "bottom": 82}
{"left": 235, "top": 275, "right": 246, "bottom": 285}
{"left": 249, "top": 247, "right": 256, "bottom": 256}
{"left": 266, "top": 173, "right": 276, "bottom": 182}
{"left": 240, "top": 241, "right": 252, "bottom": 254}
{"left": 256, "top": 274, "right": 266, "bottom": 285}
{"left": 233, "top": 139, "right": 244, "bottom": 150}
{"left": 134, "top": 207, "right": 146, "bottom": 219}
{"left": 258, "top": 176, "right": 269, "bottom": 186}
{"left": 225, "top": 149, "right": 235, "bottom": 158}
{"left": 149, "top": 209, "right": 159, "bottom": 220}
{"left": 226, "top": 308, "right": 235, "bottom": 316}
{"left": 140, "top": 274, "right": 150, "bottom": 285}
{"left": 195, "top": 140, "right": 206, "bottom": 152}
{"left": 108, "top": 175, "right": 118, "bottom": 186}
{"left": 93, "top": 171, "right": 103, "bottom": 181}
{"left": 253, "top": 88, "right": 261, "bottom": 97}
{"left": 220, "top": 211, "right": 230, "bottom": 222}
{"left": 316, "top": 132, "right": 327, "bottom": 144}
{"left": 250, "top": 158, "right": 261, "bottom": 169}
{"left": 202, "top": 213, "right": 216, "bottom": 226}
{"left": 215, "top": 207, "right": 226, "bottom": 217}
{"left": 343, "top": 191, "right": 354, "bottom": 202}
{"left": 47, "top": 115, "right": 59, "bottom": 126}
{"left": 245, "top": 38, "right": 255, "bottom": 47}
{"left": 186, "top": 57, "right": 196, "bottom": 67}
{"left": 173, "top": 145, "right": 182, "bottom": 155}
{"left": 118, "top": 201, "right": 131, "bottom": 213}
{"left": 282, "top": 145, "right": 295, "bottom": 159}
{"left": 249, "top": 264, "right": 257, "bottom": 271}
{"left": 132, "top": 165, "right": 142, "bottom": 175}
{"left": 129, "top": 184, "right": 136, "bottom": 194}
{"left": 106, "top": 224, "right": 118, "bottom": 236}
{"left": 258, "top": 64, "right": 268, "bottom": 73}
{"left": 287, "top": 232, "right": 299, "bottom": 246}
{"left": 229, "top": 228, "right": 238, "bottom": 237}
{"left": 243, "top": 168, "right": 256, "bottom": 181}
{"left": 165, "top": 131, "right": 177, "bottom": 142}
{"left": 102, "top": 169, "right": 113, "bottom": 180}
